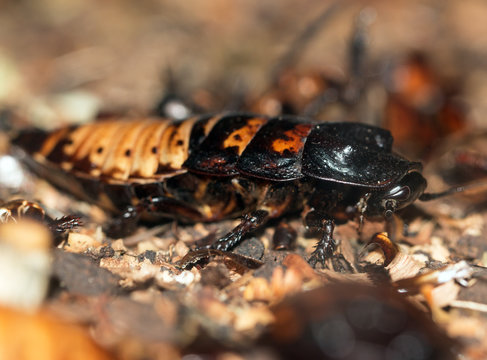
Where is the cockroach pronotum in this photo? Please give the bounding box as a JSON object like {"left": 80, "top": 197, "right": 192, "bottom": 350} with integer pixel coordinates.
{"left": 11, "top": 113, "right": 458, "bottom": 265}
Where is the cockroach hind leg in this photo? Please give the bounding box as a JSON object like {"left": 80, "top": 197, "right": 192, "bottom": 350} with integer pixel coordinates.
{"left": 210, "top": 210, "right": 268, "bottom": 252}
{"left": 48, "top": 215, "right": 82, "bottom": 234}
{"left": 272, "top": 222, "right": 297, "bottom": 250}
{"left": 308, "top": 219, "right": 337, "bottom": 268}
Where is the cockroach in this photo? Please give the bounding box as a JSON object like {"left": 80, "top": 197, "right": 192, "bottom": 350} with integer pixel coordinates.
{"left": 12, "top": 113, "right": 451, "bottom": 265}
{"left": 0, "top": 199, "right": 81, "bottom": 235}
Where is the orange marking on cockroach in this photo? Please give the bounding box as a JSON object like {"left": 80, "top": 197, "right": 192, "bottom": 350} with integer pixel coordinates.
{"left": 76, "top": 121, "right": 124, "bottom": 176}
{"left": 223, "top": 117, "right": 268, "bottom": 155}
{"left": 159, "top": 116, "right": 197, "bottom": 170}
{"left": 94, "top": 122, "right": 140, "bottom": 177}
{"left": 63, "top": 124, "right": 98, "bottom": 158}
{"left": 157, "top": 123, "right": 180, "bottom": 171}
{"left": 36, "top": 128, "right": 71, "bottom": 161}
{"left": 131, "top": 120, "right": 171, "bottom": 178}
{"left": 102, "top": 120, "right": 153, "bottom": 180}
{"left": 271, "top": 124, "right": 312, "bottom": 154}
{"left": 62, "top": 122, "right": 105, "bottom": 171}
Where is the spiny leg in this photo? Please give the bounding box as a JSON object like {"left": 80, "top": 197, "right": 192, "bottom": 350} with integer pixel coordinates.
{"left": 47, "top": 215, "right": 82, "bottom": 234}
{"left": 211, "top": 210, "right": 269, "bottom": 251}
{"left": 210, "top": 181, "right": 299, "bottom": 251}
{"left": 308, "top": 219, "right": 337, "bottom": 267}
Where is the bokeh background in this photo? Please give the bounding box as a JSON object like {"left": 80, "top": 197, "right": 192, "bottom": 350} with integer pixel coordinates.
{"left": 2, "top": 1, "right": 487, "bottom": 359}
{"left": 2, "top": 0, "right": 487, "bottom": 130}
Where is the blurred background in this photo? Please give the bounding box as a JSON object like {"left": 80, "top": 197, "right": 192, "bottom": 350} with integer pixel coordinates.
{"left": 1, "top": 0, "right": 487, "bottom": 134}
{"left": 1, "top": 1, "right": 487, "bottom": 359}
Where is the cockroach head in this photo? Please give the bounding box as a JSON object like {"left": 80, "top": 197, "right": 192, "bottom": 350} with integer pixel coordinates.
{"left": 366, "top": 171, "right": 427, "bottom": 218}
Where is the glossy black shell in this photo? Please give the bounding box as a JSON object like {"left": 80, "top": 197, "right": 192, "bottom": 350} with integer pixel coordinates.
{"left": 13, "top": 114, "right": 421, "bottom": 189}
{"left": 183, "top": 115, "right": 420, "bottom": 188}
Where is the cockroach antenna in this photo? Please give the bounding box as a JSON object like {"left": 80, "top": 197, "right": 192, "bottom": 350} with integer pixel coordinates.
{"left": 419, "top": 186, "right": 466, "bottom": 201}
{"left": 420, "top": 180, "right": 487, "bottom": 201}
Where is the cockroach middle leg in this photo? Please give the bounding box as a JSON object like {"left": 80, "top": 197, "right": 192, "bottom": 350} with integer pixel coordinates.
{"left": 272, "top": 222, "right": 297, "bottom": 250}
{"left": 308, "top": 219, "right": 337, "bottom": 267}
{"left": 210, "top": 181, "right": 299, "bottom": 251}
{"left": 211, "top": 209, "right": 269, "bottom": 251}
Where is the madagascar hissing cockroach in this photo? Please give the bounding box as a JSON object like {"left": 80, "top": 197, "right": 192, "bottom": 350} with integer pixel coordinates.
{"left": 12, "top": 113, "right": 445, "bottom": 265}
{"left": 0, "top": 199, "right": 81, "bottom": 235}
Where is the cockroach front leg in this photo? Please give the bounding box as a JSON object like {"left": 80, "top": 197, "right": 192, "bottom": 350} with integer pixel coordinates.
{"left": 211, "top": 210, "right": 269, "bottom": 251}
{"left": 308, "top": 219, "right": 337, "bottom": 267}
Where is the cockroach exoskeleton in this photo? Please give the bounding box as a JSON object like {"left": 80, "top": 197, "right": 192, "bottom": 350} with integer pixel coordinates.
{"left": 0, "top": 199, "right": 81, "bottom": 238}
{"left": 11, "top": 112, "right": 458, "bottom": 266}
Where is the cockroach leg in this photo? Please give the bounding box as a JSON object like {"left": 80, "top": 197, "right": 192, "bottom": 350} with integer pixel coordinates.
{"left": 272, "top": 222, "right": 297, "bottom": 250}
{"left": 211, "top": 210, "right": 269, "bottom": 251}
{"left": 309, "top": 219, "right": 336, "bottom": 267}
{"left": 47, "top": 215, "right": 82, "bottom": 234}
